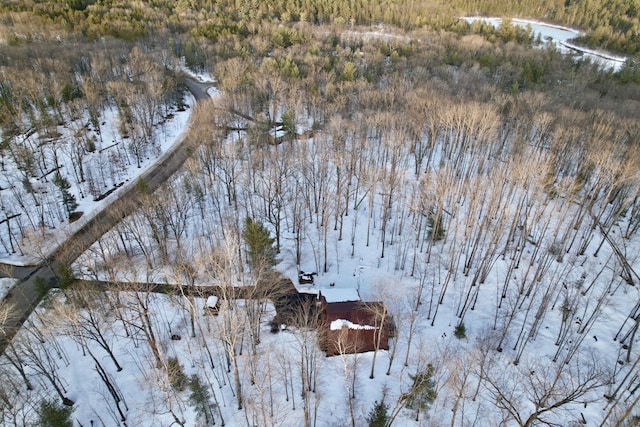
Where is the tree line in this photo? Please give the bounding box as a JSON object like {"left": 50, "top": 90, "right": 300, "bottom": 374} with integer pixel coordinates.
{"left": 1, "top": 0, "right": 638, "bottom": 55}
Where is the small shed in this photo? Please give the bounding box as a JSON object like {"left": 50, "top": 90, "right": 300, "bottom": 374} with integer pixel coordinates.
{"left": 204, "top": 295, "right": 220, "bottom": 315}
{"left": 298, "top": 270, "right": 317, "bottom": 284}
{"left": 317, "top": 290, "right": 390, "bottom": 356}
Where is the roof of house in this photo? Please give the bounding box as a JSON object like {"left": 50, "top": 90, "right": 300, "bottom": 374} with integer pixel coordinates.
{"left": 318, "top": 288, "right": 360, "bottom": 303}
{"left": 325, "top": 300, "right": 364, "bottom": 314}
{"left": 324, "top": 300, "right": 386, "bottom": 327}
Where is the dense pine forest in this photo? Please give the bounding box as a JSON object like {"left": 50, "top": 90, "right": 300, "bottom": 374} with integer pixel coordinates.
{"left": 1, "top": 1, "right": 640, "bottom": 426}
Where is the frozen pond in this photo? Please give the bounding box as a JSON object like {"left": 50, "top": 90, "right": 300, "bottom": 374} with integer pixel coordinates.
{"left": 465, "top": 17, "right": 627, "bottom": 71}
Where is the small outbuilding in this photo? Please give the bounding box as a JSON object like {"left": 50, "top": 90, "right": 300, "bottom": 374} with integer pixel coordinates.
{"left": 317, "top": 289, "right": 390, "bottom": 356}
{"left": 298, "top": 270, "right": 317, "bottom": 284}
{"left": 204, "top": 295, "right": 220, "bottom": 315}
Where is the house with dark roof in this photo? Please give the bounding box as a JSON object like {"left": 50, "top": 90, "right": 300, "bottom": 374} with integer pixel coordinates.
{"left": 317, "top": 290, "right": 390, "bottom": 356}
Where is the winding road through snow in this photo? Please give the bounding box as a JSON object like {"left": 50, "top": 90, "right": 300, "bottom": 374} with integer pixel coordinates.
{"left": 0, "top": 76, "right": 215, "bottom": 354}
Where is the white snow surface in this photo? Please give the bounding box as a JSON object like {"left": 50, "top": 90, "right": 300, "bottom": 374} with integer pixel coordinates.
{"left": 0, "top": 278, "right": 17, "bottom": 300}
{"left": 319, "top": 288, "right": 361, "bottom": 303}
{"left": 330, "top": 319, "right": 377, "bottom": 330}
{"left": 0, "top": 93, "right": 195, "bottom": 266}
{"left": 3, "top": 66, "right": 639, "bottom": 427}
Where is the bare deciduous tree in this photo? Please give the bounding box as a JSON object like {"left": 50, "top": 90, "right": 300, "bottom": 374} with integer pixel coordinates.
{"left": 482, "top": 355, "right": 605, "bottom": 427}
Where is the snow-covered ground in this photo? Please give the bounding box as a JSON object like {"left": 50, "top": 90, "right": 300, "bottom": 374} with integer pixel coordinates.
{"left": 0, "top": 94, "right": 194, "bottom": 265}
{"left": 55, "top": 106, "right": 640, "bottom": 425}
{"left": 0, "top": 278, "right": 17, "bottom": 300}
{"left": 13, "top": 291, "right": 420, "bottom": 426}
{"left": 2, "top": 53, "right": 638, "bottom": 427}
{"left": 0, "top": 93, "right": 195, "bottom": 266}
{"left": 11, "top": 202, "right": 639, "bottom": 426}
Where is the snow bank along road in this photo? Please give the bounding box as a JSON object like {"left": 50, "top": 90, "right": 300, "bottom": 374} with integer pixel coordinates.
{"left": 0, "top": 77, "right": 213, "bottom": 355}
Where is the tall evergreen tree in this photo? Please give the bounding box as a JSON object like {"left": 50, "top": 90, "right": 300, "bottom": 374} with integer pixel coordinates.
{"left": 242, "top": 217, "right": 279, "bottom": 271}
{"left": 188, "top": 374, "right": 216, "bottom": 425}
{"left": 366, "top": 400, "right": 390, "bottom": 427}
{"left": 37, "top": 400, "right": 73, "bottom": 427}
{"left": 53, "top": 173, "right": 78, "bottom": 219}
{"left": 405, "top": 364, "right": 438, "bottom": 421}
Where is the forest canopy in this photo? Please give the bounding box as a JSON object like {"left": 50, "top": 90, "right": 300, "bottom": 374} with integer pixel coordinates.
{"left": 0, "top": 0, "right": 638, "bottom": 54}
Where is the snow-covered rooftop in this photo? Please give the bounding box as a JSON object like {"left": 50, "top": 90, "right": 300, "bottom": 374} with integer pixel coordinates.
{"left": 320, "top": 288, "right": 361, "bottom": 303}
{"left": 206, "top": 295, "right": 219, "bottom": 307}
{"left": 330, "top": 319, "right": 377, "bottom": 330}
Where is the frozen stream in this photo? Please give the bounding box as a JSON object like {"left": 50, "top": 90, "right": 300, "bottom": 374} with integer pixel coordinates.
{"left": 465, "top": 17, "right": 628, "bottom": 71}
